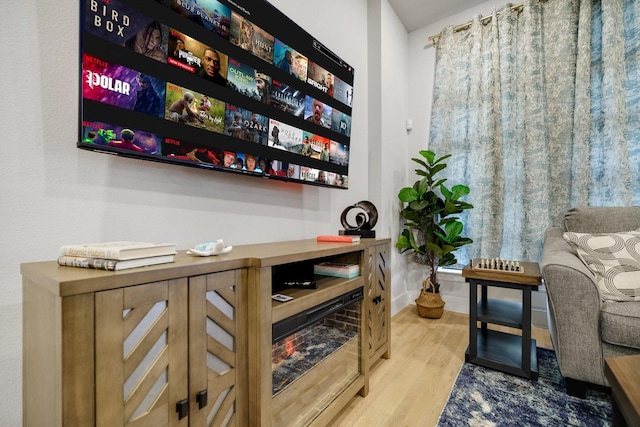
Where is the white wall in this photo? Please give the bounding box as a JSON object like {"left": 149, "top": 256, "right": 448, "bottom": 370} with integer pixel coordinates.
{"left": 379, "top": 0, "right": 413, "bottom": 313}
{"left": 0, "top": 0, "right": 383, "bottom": 424}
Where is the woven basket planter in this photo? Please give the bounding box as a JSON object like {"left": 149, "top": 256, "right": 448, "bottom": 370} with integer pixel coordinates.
{"left": 415, "top": 279, "right": 445, "bottom": 319}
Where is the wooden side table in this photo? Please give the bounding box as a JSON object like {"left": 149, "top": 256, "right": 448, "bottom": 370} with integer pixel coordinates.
{"left": 605, "top": 355, "right": 640, "bottom": 427}
{"left": 462, "top": 261, "right": 542, "bottom": 380}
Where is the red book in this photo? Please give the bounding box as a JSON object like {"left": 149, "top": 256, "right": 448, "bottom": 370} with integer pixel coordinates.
{"left": 316, "top": 235, "right": 361, "bottom": 243}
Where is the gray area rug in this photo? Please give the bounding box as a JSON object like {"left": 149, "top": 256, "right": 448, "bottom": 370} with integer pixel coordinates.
{"left": 437, "top": 348, "right": 611, "bottom": 426}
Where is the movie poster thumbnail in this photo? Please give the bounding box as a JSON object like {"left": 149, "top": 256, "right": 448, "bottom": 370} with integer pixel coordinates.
{"left": 330, "top": 141, "right": 349, "bottom": 166}
{"left": 227, "top": 59, "right": 270, "bottom": 103}
{"left": 224, "top": 105, "right": 268, "bottom": 144}
{"left": 269, "top": 160, "right": 286, "bottom": 177}
{"left": 333, "top": 76, "right": 354, "bottom": 107}
{"left": 229, "top": 12, "right": 274, "bottom": 64}
{"left": 301, "top": 131, "right": 330, "bottom": 161}
{"left": 246, "top": 112, "right": 269, "bottom": 144}
{"left": 331, "top": 109, "right": 352, "bottom": 137}
{"left": 217, "top": 149, "right": 237, "bottom": 168}
{"left": 165, "top": 83, "right": 225, "bottom": 133}
{"left": 82, "top": 120, "right": 163, "bottom": 155}
{"left": 169, "top": 0, "right": 230, "bottom": 38}
{"left": 167, "top": 29, "right": 227, "bottom": 83}
{"left": 273, "top": 39, "right": 308, "bottom": 82}
{"left": 304, "top": 96, "right": 332, "bottom": 129}
{"left": 270, "top": 80, "right": 305, "bottom": 117}
{"left": 167, "top": 29, "right": 202, "bottom": 72}
{"left": 329, "top": 172, "right": 347, "bottom": 187}
{"left": 243, "top": 153, "right": 263, "bottom": 173}
{"left": 315, "top": 170, "right": 329, "bottom": 184}
{"left": 291, "top": 52, "right": 309, "bottom": 83}
{"left": 287, "top": 163, "right": 301, "bottom": 179}
{"left": 300, "top": 166, "right": 321, "bottom": 183}
{"left": 230, "top": 152, "right": 247, "bottom": 169}
{"left": 84, "top": 0, "right": 168, "bottom": 63}
{"left": 269, "top": 119, "right": 303, "bottom": 152}
{"left": 83, "top": 54, "right": 166, "bottom": 118}
{"left": 307, "top": 61, "right": 335, "bottom": 96}
{"left": 254, "top": 71, "right": 272, "bottom": 105}
{"left": 257, "top": 157, "right": 272, "bottom": 174}
{"left": 271, "top": 161, "right": 300, "bottom": 179}
{"left": 227, "top": 59, "right": 256, "bottom": 98}
{"left": 163, "top": 138, "right": 223, "bottom": 165}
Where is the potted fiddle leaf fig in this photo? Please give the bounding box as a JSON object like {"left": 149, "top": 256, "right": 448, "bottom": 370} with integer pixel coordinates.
{"left": 396, "top": 150, "right": 473, "bottom": 318}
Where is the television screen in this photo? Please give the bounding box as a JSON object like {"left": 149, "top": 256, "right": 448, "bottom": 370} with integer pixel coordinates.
{"left": 79, "top": 0, "right": 354, "bottom": 188}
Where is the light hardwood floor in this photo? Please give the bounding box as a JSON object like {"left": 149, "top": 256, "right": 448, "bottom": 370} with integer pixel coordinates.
{"left": 331, "top": 307, "right": 553, "bottom": 427}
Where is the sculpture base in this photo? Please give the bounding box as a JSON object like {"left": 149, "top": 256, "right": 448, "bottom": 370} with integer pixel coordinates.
{"left": 339, "top": 230, "right": 376, "bottom": 238}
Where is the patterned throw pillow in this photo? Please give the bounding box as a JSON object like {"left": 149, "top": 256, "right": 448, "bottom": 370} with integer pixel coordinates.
{"left": 563, "top": 231, "right": 640, "bottom": 302}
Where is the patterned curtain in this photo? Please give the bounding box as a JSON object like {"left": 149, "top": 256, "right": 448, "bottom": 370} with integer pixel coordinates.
{"left": 429, "top": 0, "right": 640, "bottom": 264}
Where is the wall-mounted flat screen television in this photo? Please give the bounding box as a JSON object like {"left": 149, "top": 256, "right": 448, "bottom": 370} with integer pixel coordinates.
{"left": 79, "top": 0, "right": 354, "bottom": 188}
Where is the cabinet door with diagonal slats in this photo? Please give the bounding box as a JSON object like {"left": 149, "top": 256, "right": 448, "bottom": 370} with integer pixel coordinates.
{"left": 95, "top": 278, "right": 189, "bottom": 427}
{"left": 188, "top": 270, "right": 248, "bottom": 427}
{"left": 366, "top": 244, "right": 390, "bottom": 362}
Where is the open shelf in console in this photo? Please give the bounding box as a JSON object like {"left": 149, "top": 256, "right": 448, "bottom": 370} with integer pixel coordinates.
{"left": 272, "top": 275, "right": 364, "bottom": 323}
{"left": 270, "top": 251, "right": 363, "bottom": 324}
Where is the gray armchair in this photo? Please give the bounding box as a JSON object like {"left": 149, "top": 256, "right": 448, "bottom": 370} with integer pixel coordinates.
{"left": 541, "top": 206, "right": 640, "bottom": 396}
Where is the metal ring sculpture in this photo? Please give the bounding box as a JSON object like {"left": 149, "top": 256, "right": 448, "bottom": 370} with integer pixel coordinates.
{"left": 340, "top": 201, "right": 378, "bottom": 231}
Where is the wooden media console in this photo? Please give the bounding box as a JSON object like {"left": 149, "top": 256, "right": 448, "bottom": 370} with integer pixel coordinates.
{"left": 22, "top": 238, "right": 391, "bottom": 427}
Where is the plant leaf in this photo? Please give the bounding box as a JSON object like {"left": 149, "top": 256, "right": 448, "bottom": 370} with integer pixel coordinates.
{"left": 433, "top": 153, "right": 452, "bottom": 165}
{"left": 425, "top": 242, "right": 443, "bottom": 257}
{"left": 398, "top": 187, "right": 418, "bottom": 202}
{"left": 412, "top": 158, "right": 428, "bottom": 168}
{"left": 451, "top": 184, "right": 470, "bottom": 200}
{"left": 439, "top": 217, "right": 458, "bottom": 225}
{"left": 443, "top": 199, "right": 458, "bottom": 216}
{"left": 430, "top": 163, "right": 447, "bottom": 176}
{"left": 433, "top": 178, "right": 447, "bottom": 189}
{"left": 418, "top": 177, "right": 429, "bottom": 196}
{"left": 445, "top": 221, "right": 464, "bottom": 240}
{"left": 452, "top": 237, "right": 474, "bottom": 246}
{"left": 440, "top": 184, "right": 452, "bottom": 199}
{"left": 440, "top": 253, "right": 457, "bottom": 266}
{"left": 419, "top": 150, "right": 435, "bottom": 164}
{"left": 441, "top": 244, "right": 456, "bottom": 255}
{"left": 409, "top": 200, "right": 429, "bottom": 211}
{"left": 396, "top": 232, "right": 411, "bottom": 250}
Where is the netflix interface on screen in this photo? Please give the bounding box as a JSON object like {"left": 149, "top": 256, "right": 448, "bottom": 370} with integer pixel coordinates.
{"left": 79, "top": 0, "right": 354, "bottom": 188}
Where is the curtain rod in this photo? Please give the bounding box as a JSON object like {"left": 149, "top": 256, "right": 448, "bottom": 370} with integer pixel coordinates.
{"left": 427, "top": 2, "right": 527, "bottom": 45}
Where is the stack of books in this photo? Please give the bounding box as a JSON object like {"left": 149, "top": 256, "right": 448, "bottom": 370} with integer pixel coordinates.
{"left": 313, "top": 261, "right": 360, "bottom": 279}
{"left": 58, "top": 241, "right": 177, "bottom": 271}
